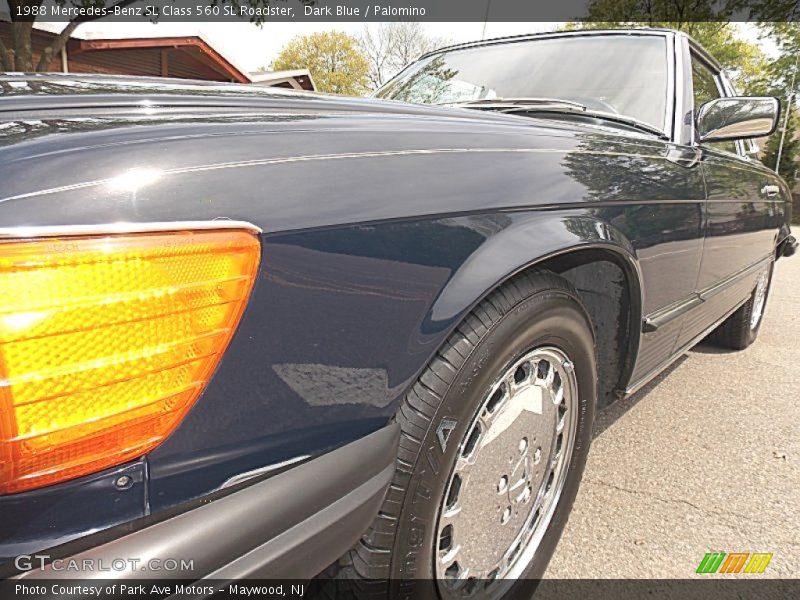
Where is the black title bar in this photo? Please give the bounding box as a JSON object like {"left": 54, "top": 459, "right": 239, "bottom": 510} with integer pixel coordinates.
{"left": 2, "top": 0, "right": 798, "bottom": 23}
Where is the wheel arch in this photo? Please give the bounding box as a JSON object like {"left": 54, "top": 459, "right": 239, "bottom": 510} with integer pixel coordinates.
{"left": 427, "top": 212, "right": 644, "bottom": 405}
{"left": 535, "top": 247, "right": 642, "bottom": 405}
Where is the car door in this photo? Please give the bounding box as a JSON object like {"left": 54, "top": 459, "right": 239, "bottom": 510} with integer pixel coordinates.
{"left": 612, "top": 33, "right": 708, "bottom": 389}
{"left": 676, "top": 52, "right": 783, "bottom": 348}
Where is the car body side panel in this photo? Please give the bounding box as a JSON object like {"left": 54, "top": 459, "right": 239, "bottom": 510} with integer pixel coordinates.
{"left": 557, "top": 142, "right": 706, "bottom": 383}
{"left": 671, "top": 150, "right": 786, "bottom": 347}
{"left": 700, "top": 152, "right": 786, "bottom": 288}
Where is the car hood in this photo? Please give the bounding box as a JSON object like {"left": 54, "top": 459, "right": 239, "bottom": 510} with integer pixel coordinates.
{"left": 0, "top": 74, "right": 668, "bottom": 233}
{"left": 0, "top": 72, "right": 522, "bottom": 122}
{"left": 0, "top": 72, "right": 655, "bottom": 135}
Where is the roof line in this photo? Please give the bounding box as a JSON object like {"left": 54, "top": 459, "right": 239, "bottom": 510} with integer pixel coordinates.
{"left": 70, "top": 36, "right": 250, "bottom": 83}
{"left": 417, "top": 27, "right": 679, "bottom": 60}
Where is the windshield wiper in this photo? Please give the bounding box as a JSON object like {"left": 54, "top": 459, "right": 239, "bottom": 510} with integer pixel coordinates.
{"left": 442, "top": 97, "right": 589, "bottom": 111}
{"left": 446, "top": 97, "right": 667, "bottom": 139}
{"left": 511, "top": 107, "right": 669, "bottom": 139}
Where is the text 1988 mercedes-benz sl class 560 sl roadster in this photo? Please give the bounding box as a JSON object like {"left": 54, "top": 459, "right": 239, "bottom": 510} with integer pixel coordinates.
{"left": 1, "top": 27, "right": 796, "bottom": 597}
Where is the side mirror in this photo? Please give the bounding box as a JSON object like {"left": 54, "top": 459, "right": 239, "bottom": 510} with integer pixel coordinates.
{"left": 697, "top": 97, "right": 780, "bottom": 143}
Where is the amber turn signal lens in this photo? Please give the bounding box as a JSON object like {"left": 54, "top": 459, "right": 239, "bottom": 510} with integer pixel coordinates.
{"left": 0, "top": 228, "right": 260, "bottom": 494}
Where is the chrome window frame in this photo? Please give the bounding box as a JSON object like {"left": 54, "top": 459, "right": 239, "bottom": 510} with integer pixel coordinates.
{"left": 685, "top": 36, "right": 749, "bottom": 159}
{"left": 674, "top": 33, "right": 696, "bottom": 146}
{"left": 717, "top": 70, "right": 759, "bottom": 158}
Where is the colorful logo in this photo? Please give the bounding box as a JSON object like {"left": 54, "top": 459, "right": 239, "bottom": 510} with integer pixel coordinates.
{"left": 696, "top": 552, "right": 773, "bottom": 574}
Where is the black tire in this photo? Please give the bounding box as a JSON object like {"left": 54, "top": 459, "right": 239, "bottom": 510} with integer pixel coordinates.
{"left": 706, "top": 263, "right": 773, "bottom": 351}
{"left": 346, "top": 270, "right": 597, "bottom": 598}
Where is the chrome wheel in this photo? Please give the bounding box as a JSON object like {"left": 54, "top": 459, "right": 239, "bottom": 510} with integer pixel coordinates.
{"left": 750, "top": 270, "right": 769, "bottom": 330}
{"left": 435, "top": 347, "right": 579, "bottom": 593}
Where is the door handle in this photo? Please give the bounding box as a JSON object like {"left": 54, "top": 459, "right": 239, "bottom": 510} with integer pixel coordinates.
{"left": 761, "top": 184, "right": 780, "bottom": 198}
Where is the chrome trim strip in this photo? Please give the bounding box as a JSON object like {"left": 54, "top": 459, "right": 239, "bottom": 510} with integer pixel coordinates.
{"left": 0, "top": 219, "right": 263, "bottom": 240}
{"left": 664, "top": 31, "right": 677, "bottom": 139}
{"left": 642, "top": 294, "right": 703, "bottom": 333}
{"left": 625, "top": 296, "right": 749, "bottom": 397}
{"left": 697, "top": 254, "right": 773, "bottom": 301}
{"left": 220, "top": 455, "right": 311, "bottom": 489}
{"left": 686, "top": 35, "right": 723, "bottom": 71}
{"left": 674, "top": 33, "right": 694, "bottom": 146}
{"left": 642, "top": 254, "right": 773, "bottom": 332}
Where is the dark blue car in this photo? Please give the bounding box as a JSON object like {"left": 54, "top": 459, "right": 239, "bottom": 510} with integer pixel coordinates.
{"left": 1, "top": 28, "right": 795, "bottom": 597}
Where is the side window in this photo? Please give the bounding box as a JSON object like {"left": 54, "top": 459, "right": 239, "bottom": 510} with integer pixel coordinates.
{"left": 691, "top": 57, "right": 738, "bottom": 155}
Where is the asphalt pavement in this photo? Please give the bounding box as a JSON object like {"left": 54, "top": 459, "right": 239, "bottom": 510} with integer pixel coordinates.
{"left": 546, "top": 255, "right": 800, "bottom": 578}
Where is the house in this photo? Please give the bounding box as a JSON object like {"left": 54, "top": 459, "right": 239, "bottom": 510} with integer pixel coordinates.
{"left": 249, "top": 69, "right": 315, "bottom": 91}
{"left": 0, "top": 20, "right": 314, "bottom": 90}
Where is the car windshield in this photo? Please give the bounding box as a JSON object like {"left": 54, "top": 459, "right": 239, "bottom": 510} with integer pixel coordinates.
{"left": 375, "top": 34, "right": 669, "bottom": 131}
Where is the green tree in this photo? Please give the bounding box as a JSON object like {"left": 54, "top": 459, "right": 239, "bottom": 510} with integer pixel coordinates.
{"left": 272, "top": 30, "right": 370, "bottom": 96}
{"left": 755, "top": 23, "right": 800, "bottom": 190}
{"left": 581, "top": 0, "right": 798, "bottom": 24}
